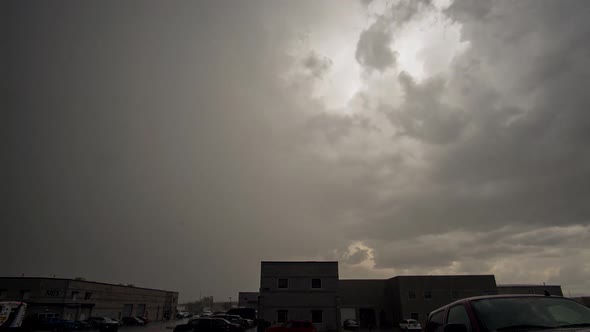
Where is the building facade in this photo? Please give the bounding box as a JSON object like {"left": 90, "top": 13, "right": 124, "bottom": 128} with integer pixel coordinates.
{"left": 238, "top": 292, "right": 259, "bottom": 309}
{"left": 0, "top": 277, "right": 178, "bottom": 321}
{"left": 339, "top": 275, "right": 497, "bottom": 328}
{"left": 388, "top": 275, "right": 497, "bottom": 325}
{"left": 497, "top": 284, "right": 563, "bottom": 296}
{"left": 259, "top": 262, "right": 339, "bottom": 332}
{"left": 256, "top": 261, "right": 566, "bottom": 331}
{"left": 339, "top": 280, "right": 387, "bottom": 328}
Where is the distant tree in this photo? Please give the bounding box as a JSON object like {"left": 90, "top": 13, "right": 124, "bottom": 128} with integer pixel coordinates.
{"left": 184, "top": 296, "right": 215, "bottom": 313}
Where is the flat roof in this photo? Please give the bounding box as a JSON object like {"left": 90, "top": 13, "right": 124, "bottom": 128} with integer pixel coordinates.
{"left": 0, "top": 277, "right": 178, "bottom": 294}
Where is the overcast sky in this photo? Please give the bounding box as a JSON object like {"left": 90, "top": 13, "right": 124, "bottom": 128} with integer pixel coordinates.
{"left": 3, "top": 0, "right": 590, "bottom": 302}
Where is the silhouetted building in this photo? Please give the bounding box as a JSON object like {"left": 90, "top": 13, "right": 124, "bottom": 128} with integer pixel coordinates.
{"left": 339, "top": 275, "right": 497, "bottom": 327}
{"left": 0, "top": 277, "right": 178, "bottom": 321}
{"left": 497, "top": 284, "right": 563, "bottom": 296}
{"left": 259, "top": 262, "right": 339, "bottom": 332}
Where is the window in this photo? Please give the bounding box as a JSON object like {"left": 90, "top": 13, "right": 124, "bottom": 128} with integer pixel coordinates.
{"left": 84, "top": 292, "right": 92, "bottom": 300}
{"left": 278, "top": 279, "right": 289, "bottom": 289}
{"left": 424, "top": 291, "right": 432, "bottom": 299}
{"left": 472, "top": 297, "right": 590, "bottom": 331}
{"left": 408, "top": 291, "right": 416, "bottom": 299}
{"left": 0, "top": 289, "right": 7, "bottom": 299}
{"left": 311, "top": 310, "right": 323, "bottom": 323}
{"left": 71, "top": 291, "right": 79, "bottom": 300}
{"left": 410, "top": 313, "right": 419, "bottom": 321}
{"left": 447, "top": 305, "right": 472, "bottom": 331}
{"left": 277, "top": 310, "right": 288, "bottom": 323}
{"left": 21, "top": 290, "right": 31, "bottom": 300}
{"left": 311, "top": 279, "right": 322, "bottom": 289}
{"left": 425, "top": 310, "right": 445, "bottom": 332}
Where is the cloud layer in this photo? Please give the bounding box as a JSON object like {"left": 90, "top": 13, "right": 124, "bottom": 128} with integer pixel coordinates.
{"left": 4, "top": 0, "right": 590, "bottom": 300}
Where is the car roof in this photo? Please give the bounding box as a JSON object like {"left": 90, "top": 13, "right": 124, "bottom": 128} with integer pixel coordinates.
{"left": 429, "top": 294, "right": 566, "bottom": 315}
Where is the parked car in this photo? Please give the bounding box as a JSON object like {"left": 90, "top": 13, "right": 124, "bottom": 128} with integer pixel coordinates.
{"left": 87, "top": 317, "right": 119, "bottom": 330}
{"left": 226, "top": 308, "right": 256, "bottom": 321}
{"left": 212, "top": 315, "right": 248, "bottom": 328}
{"left": 400, "top": 319, "right": 421, "bottom": 331}
{"left": 425, "top": 294, "right": 590, "bottom": 332}
{"left": 243, "top": 319, "right": 255, "bottom": 328}
{"left": 121, "top": 317, "right": 144, "bottom": 326}
{"left": 136, "top": 317, "right": 150, "bottom": 325}
{"left": 35, "top": 318, "right": 85, "bottom": 331}
{"left": 174, "top": 318, "right": 242, "bottom": 332}
{"left": 343, "top": 319, "right": 359, "bottom": 331}
{"left": 110, "top": 319, "right": 123, "bottom": 327}
{"left": 265, "top": 321, "right": 317, "bottom": 332}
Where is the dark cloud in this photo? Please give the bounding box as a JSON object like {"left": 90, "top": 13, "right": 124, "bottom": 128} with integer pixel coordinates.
{"left": 302, "top": 52, "right": 332, "bottom": 79}
{"left": 390, "top": 0, "right": 432, "bottom": 26}
{"left": 384, "top": 72, "right": 468, "bottom": 144}
{"left": 355, "top": 18, "right": 396, "bottom": 72}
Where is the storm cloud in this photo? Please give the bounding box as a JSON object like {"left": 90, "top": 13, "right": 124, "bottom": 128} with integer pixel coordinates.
{"left": 4, "top": 0, "right": 590, "bottom": 301}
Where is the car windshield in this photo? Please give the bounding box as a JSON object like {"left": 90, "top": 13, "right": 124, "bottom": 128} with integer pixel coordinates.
{"left": 471, "top": 297, "right": 590, "bottom": 331}
{"left": 408, "top": 320, "right": 418, "bottom": 324}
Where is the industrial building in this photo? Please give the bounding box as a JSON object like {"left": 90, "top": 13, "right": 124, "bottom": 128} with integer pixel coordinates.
{"left": 0, "top": 277, "right": 178, "bottom": 321}
{"left": 259, "top": 262, "right": 340, "bottom": 332}
{"left": 339, "top": 275, "right": 497, "bottom": 328}
{"left": 256, "top": 261, "right": 563, "bottom": 331}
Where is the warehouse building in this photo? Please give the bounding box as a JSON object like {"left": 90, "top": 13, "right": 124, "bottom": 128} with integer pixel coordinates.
{"left": 257, "top": 262, "right": 499, "bottom": 331}
{"left": 0, "top": 277, "right": 178, "bottom": 321}
{"left": 339, "top": 275, "right": 497, "bottom": 328}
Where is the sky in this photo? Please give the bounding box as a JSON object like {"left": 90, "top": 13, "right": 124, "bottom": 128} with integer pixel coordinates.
{"left": 3, "top": 0, "right": 590, "bottom": 302}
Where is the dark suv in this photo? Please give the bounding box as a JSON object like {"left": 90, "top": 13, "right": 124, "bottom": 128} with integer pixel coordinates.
{"left": 425, "top": 295, "right": 590, "bottom": 332}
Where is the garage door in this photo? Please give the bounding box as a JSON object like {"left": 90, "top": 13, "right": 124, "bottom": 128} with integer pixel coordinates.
{"left": 135, "top": 304, "right": 146, "bottom": 316}
{"left": 123, "top": 304, "right": 133, "bottom": 317}
{"left": 341, "top": 308, "right": 356, "bottom": 325}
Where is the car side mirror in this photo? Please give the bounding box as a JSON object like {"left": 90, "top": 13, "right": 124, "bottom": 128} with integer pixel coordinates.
{"left": 443, "top": 323, "right": 468, "bottom": 332}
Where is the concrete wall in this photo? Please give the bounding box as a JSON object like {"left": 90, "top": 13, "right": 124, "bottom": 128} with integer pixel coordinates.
{"left": 393, "top": 275, "right": 497, "bottom": 325}
{"left": 259, "top": 262, "right": 339, "bottom": 332}
{"left": 0, "top": 278, "right": 177, "bottom": 321}
{"left": 497, "top": 285, "right": 563, "bottom": 296}
{"left": 339, "top": 280, "right": 389, "bottom": 328}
